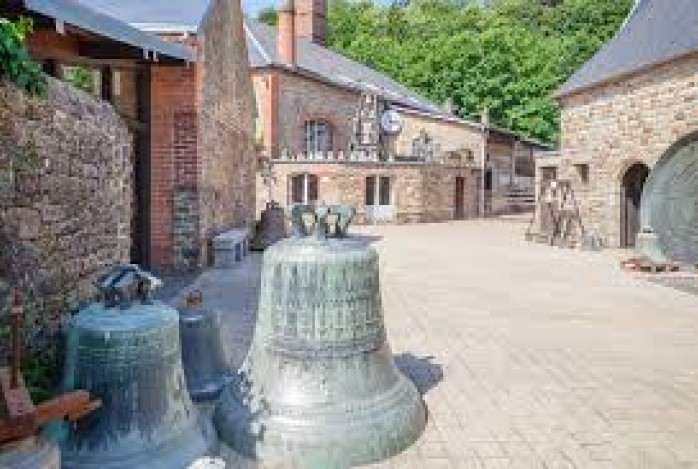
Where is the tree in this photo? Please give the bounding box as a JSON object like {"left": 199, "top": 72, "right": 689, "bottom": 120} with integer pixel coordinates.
{"left": 257, "top": 6, "right": 278, "bottom": 26}
{"left": 326, "top": 0, "right": 633, "bottom": 144}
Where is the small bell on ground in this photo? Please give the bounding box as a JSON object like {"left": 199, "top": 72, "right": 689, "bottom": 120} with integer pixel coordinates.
{"left": 60, "top": 265, "right": 216, "bottom": 468}
{"left": 214, "top": 205, "right": 426, "bottom": 467}
{"left": 251, "top": 201, "right": 287, "bottom": 251}
{"left": 179, "top": 290, "right": 232, "bottom": 402}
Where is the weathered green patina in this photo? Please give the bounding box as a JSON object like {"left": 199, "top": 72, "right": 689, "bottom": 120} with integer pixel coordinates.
{"left": 59, "top": 266, "right": 216, "bottom": 468}
{"left": 641, "top": 135, "right": 698, "bottom": 264}
{"left": 214, "top": 205, "right": 426, "bottom": 467}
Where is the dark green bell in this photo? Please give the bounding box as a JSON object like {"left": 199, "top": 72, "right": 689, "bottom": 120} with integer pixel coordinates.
{"left": 60, "top": 266, "right": 216, "bottom": 468}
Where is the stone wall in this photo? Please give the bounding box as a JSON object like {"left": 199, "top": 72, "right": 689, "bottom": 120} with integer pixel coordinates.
{"left": 0, "top": 78, "right": 132, "bottom": 347}
{"left": 260, "top": 161, "right": 478, "bottom": 224}
{"left": 389, "top": 111, "right": 484, "bottom": 159}
{"left": 199, "top": 0, "right": 258, "bottom": 261}
{"left": 556, "top": 54, "right": 698, "bottom": 247}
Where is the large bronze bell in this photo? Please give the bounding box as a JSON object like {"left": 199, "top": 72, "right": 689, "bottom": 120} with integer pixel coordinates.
{"left": 214, "top": 205, "right": 426, "bottom": 466}
{"left": 60, "top": 266, "right": 216, "bottom": 468}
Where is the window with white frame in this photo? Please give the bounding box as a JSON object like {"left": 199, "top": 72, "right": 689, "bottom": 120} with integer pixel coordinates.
{"left": 304, "top": 120, "right": 334, "bottom": 154}
{"left": 290, "top": 173, "right": 319, "bottom": 205}
{"left": 365, "top": 176, "right": 391, "bottom": 206}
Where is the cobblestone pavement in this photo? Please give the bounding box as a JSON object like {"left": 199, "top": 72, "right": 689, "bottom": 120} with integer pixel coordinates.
{"left": 178, "top": 218, "right": 698, "bottom": 469}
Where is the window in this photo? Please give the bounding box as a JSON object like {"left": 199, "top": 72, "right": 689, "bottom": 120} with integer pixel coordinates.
{"left": 290, "top": 173, "right": 318, "bottom": 204}
{"left": 304, "top": 121, "right": 334, "bottom": 154}
{"left": 574, "top": 164, "right": 589, "bottom": 185}
{"left": 365, "top": 176, "right": 391, "bottom": 206}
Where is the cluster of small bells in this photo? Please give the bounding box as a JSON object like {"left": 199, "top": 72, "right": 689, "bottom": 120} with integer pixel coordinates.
{"left": 5, "top": 204, "right": 426, "bottom": 468}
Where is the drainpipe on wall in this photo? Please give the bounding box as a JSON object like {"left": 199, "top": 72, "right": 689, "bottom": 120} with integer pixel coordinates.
{"left": 480, "top": 107, "right": 489, "bottom": 218}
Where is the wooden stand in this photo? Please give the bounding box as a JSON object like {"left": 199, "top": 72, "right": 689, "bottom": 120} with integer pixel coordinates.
{"left": 0, "top": 288, "right": 100, "bottom": 445}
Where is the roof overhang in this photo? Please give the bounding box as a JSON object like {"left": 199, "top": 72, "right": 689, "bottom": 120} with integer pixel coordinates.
{"left": 2, "top": 0, "right": 197, "bottom": 63}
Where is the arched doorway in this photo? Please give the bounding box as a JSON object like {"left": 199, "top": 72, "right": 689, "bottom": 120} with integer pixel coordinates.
{"left": 620, "top": 163, "right": 649, "bottom": 248}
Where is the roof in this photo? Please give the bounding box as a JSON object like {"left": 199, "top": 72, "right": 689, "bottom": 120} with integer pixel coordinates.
{"left": 80, "top": 0, "right": 441, "bottom": 113}
{"left": 17, "top": 0, "right": 196, "bottom": 62}
{"left": 558, "top": 0, "right": 698, "bottom": 98}
{"left": 242, "top": 19, "right": 443, "bottom": 114}
{"left": 77, "top": 0, "right": 210, "bottom": 33}
{"left": 79, "top": 0, "right": 549, "bottom": 146}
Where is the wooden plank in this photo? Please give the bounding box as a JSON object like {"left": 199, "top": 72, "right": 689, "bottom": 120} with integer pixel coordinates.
{"left": 0, "top": 369, "right": 37, "bottom": 444}
{"left": 35, "top": 391, "right": 101, "bottom": 424}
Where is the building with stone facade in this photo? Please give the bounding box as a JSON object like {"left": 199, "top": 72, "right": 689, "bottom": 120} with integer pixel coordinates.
{"left": 537, "top": 0, "right": 698, "bottom": 264}
{"left": 87, "top": 0, "right": 547, "bottom": 226}
{"left": 7, "top": 0, "right": 258, "bottom": 273}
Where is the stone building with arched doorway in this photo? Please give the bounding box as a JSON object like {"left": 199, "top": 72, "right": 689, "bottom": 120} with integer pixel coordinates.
{"left": 537, "top": 0, "right": 698, "bottom": 262}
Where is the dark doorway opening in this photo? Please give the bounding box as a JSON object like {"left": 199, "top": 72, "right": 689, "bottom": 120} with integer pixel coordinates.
{"left": 620, "top": 162, "right": 649, "bottom": 248}
{"left": 131, "top": 67, "right": 151, "bottom": 267}
{"left": 454, "top": 176, "right": 465, "bottom": 219}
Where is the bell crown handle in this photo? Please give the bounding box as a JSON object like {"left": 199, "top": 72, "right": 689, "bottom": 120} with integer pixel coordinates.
{"left": 94, "top": 265, "right": 163, "bottom": 309}
{"left": 288, "top": 204, "right": 355, "bottom": 239}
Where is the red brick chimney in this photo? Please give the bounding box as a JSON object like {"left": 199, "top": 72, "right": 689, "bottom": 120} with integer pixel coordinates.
{"left": 278, "top": 0, "right": 296, "bottom": 66}
{"left": 295, "top": 0, "right": 326, "bottom": 46}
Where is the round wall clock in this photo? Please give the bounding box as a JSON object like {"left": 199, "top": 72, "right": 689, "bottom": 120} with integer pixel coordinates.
{"left": 380, "top": 109, "right": 403, "bottom": 134}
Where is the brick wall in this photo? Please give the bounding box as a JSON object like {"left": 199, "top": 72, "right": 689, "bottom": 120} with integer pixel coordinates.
{"left": 199, "top": 0, "right": 258, "bottom": 260}
{"left": 149, "top": 1, "right": 257, "bottom": 272}
{"left": 150, "top": 64, "right": 199, "bottom": 271}
{"left": 556, "top": 54, "right": 698, "bottom": 247}
{"left": 0, "top": 78, "right": 132, "bottom": 350}
{"left": 253, "top": 70, "right": 359, "bottom": 155}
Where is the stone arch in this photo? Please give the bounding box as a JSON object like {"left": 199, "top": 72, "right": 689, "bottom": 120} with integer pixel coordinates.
{"left": 640, "top": 130, "right": 698, "bottom": 263}
{"left": 619, "top": 162, "right": 650, "bottom": 248}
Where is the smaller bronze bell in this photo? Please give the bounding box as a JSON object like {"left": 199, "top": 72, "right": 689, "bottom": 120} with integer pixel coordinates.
{"left": 179, "top": 291, "right": 232, "bottom": 402}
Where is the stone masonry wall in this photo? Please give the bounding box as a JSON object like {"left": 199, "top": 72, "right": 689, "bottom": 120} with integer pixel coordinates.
{"left": 390, "top": 111, "right": 484, "bottom": 158}
{"left": 260, "top": 161, "right": 478, "bottom": 224}
{"left": 558, "top": 54, "right": 698, "bottom": 247}
{"left": 0, "top": 78, "right": 132, "bottom": 347}
{"left": 275, "top": 71, "right": 359, "bottom": 153}
{"left": 199, "top": 0, "right": 258, "bottom": 262}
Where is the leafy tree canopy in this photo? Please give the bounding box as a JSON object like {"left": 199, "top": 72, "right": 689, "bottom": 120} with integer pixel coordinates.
{"left": 258, "top": 0, "right": 632, "bottom": 143}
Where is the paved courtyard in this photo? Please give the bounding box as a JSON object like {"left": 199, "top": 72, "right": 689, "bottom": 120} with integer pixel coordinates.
{"left": 180, "top": 218, "right": 698, "bottom": 468}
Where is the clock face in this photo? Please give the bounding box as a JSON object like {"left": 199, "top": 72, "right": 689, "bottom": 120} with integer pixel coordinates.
{"left": 380, "top": 110, "right": 403, "bottom": 134}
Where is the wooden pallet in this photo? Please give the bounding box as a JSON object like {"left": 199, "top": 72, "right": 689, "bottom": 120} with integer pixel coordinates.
{"left": 621, "top": 257, "right": 681, "bottom": 273}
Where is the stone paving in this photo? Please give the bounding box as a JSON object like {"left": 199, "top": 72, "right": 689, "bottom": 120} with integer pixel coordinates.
{"left": 176, "top": 218, "right": 698, "bottom": 468}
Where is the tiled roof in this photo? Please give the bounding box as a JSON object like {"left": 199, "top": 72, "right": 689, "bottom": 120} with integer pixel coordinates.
{"left": 558, "top": 0, "right": 698, "bottom": 98}
{"left": 243, "top": 19, "right": 442, "bottom": 113}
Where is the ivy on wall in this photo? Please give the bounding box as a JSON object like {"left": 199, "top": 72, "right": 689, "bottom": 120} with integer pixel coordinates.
{"left": 0, "top": 16, "right": 46, "bottom": 95}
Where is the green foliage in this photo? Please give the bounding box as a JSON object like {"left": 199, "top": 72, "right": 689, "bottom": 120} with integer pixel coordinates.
{"left": 62, "top": 65, "right": 95, "bottom": 94}
{"left": 258, "top": 6, "right": 279, "bottom": 26}
{"left": 0, "top": 16, "right": 46, "bottom": 95}
{"left": 326, "top": 0, "right": 634, "bottom": 143}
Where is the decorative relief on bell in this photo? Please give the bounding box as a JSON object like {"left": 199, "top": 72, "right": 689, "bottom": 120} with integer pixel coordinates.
{"left": 60, "top": 265, "right": 216, "bottom": 469}
{"left": 214, "top": 204, "right": 426, "bottom": 466}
